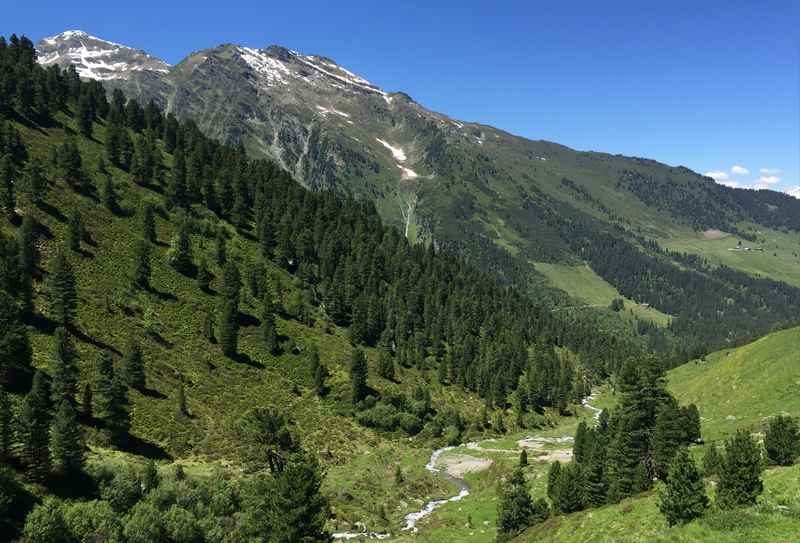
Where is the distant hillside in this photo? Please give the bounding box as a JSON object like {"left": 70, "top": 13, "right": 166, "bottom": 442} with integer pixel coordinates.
{"left": 34, "top": 30, "right": 800, "bottom": 357}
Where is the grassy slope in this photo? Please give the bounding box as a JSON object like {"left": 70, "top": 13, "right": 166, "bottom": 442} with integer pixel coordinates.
{"left": 668, "top": 326, "right": 800, "bottom": 444}
{"left": 663, "top": 227, "right": 800, "bottom": 288}
{"left": 511, "top": 327, "right": 800, "bottom": 542}
{"left": 533, "top": 262, "right": 672, "bottom": 326}
{"left": 3, "top": 112, "right": 499, "bottom": 532}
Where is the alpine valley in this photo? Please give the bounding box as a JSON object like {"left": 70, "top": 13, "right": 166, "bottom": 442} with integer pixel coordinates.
{"left": 0, "top": 27, "right": 797, "bottom": 543}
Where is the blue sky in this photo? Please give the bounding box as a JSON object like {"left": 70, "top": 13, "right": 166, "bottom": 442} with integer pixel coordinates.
{"left": 5, "top": 0, "right": 799, "bottom": 195}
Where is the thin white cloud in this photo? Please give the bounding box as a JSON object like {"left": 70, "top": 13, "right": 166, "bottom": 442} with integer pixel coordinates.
{"left": 731, "top": 165, "right": 749, "bottom": 175}
{"left": 760, "top": 168, "right": 781, "bottom": 174}
{"left": 704, "top": 170, "right": 730, "bottom": 181}
{"left": 717, "top": 180, "right": 740, "bottom": 188}
{"left": 785, "top": 186, "right": 800, "bottom": 199}
{"left": 752, "top": 183, "right": 770, "bottom": 190}
{"left": 758, "top": 175, "right": 781, "bottom": 185}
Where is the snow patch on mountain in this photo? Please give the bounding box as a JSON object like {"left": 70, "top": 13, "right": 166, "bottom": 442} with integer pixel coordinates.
{"left": 37, "top": 30, "right": 169, "bottom": 81}
{"left": 398, "top": 165, "right": 419, "bottom": 179}
{"left": 316, "top": 105, "right": 351, "bottom": 119}
{"left": 293, "top": 53, "right": 390, "bottom": 101}
{"left": 237, "top": 47, "right": 291, "bottom": 86}
{"left": 375, "top": 139, "right": 407, "bottom": 162}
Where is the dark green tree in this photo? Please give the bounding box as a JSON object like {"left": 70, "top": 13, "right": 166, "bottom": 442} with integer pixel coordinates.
{"left": 47, "top": 249, "right": 77, "bottom": 327}
{"left": 314, "top": 363, "right": 329, "bottom": 398}
{"left": 50, "top": 399, "right": 84, "bottom": 477}
{"left": 0, "top": 291, "right": 32, "bottom": 385}
{"left": 67, "top": 209, "right": 84, "bottom": 252}
{"left": 702, "top": 443, "right": 722, "bottom": 477}
{"left": 131, "top": 239, "right": 151, "bottom": 291}
{"left": 215, "top": 228, "right": 227, "bottom": 265}
{"left": 196, "top": 257, "right": 211, "bottom": 293}
{"left": 167, "top": 222, "right": 193, "bottom": 275}
{"left": 19, "top": 157, "right": 48, "bottom": 207}
{"left": 519, "top": 449, "right": 528, "bottom": 467}
{"left": 553, "top": 462, "right": 584, "bottom": 514}
{"left": 651, "top": 400, "right": 686, "bottom": 480}
{"left": 0, "top": 154, "right": 16, "bottom": 222}
{"left": 141, "top": 203, "right": 156, "bottom": 243}
{"left": 658, "top": 448, "right": 708, "bottom": 526}
{"left": 264, "top": 451, "right": 331, "bottom": 543}
{"left": 350, "top": 349, "right": 369, "bottom": 404}
{"left": 123, "top": 340, "right": 146, "bottom": 390}
{"left": 546, "top": 461, "right": 561, "bottom": 501}
{"left": 717, "top": 430, "right": 764, "bottom": 509}
{"left": 764, "top": 415, "right": 799, "bottom": 466}
{"left": 260, "top": 292, "right": 279, "bottom": 355}
{"left": 19, "top": 370, "right": 52, "bottom": 482}
{"left": 377, "top": 348, "right": 395, "bottom": 381}
{"left": 81, "top": 383, "right": 93, "bottom": 420}
{"left": 496, "top": 467, "right": 534, "bottom": 542}
{"left": 101, "top": 174, "right": 117, "bottom": 212}
{"left": 218, "top": 300, "right": 239, "bottom": 358}
{"left": 681, "top": 404, "right": 701, "bottom": 443}
{"left": 50, "top": 327, "right": 78, "bottom": 405}
{"left": 0, "top": 390, "right": 11, "bottom": 461}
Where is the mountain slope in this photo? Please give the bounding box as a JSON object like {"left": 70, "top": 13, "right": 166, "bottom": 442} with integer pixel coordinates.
{"left": 34, "top": 30, "right": 800, "bottom": 356}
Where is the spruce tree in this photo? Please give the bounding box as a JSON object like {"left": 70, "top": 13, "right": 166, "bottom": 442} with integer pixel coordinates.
{"left": 67, "top": 209, "right": 84, "bottom": 252}
{"left": 519, "top": 449, "right": 528, "bottom": 467}
{"left": 215, "top": 228, "right": 227, "bottom": 265}
{"left": 167, "top": 222, "right": 193, "bottom": 275}
{"left": 496, "top": 467, "right": 534, "bottom": 542}
{"left": 177, "top": 382, "right": 188, "bottom": 416}
{"left": 314, "top": 363, "right": 329, "bottom": 398}
{"left": 81, "top": 383, "right": 93, "bottom": 420}
{"left": 651, "top": 400, "right": 685, "bottom": 480}
{"left": 50, "top": 399, "right": 84, "bottom": 477}
{"left": 553, "top": 462, "right": 584, "bottom": 514}
{"left": 218, "top": 300, "right": 239, "bottom": 358}
{"left": 702, "top": 443, "right": 721, "bottom": 477}
{"left": 350, "top": 349, "right": 369, "bottom": 404}
{"left": 0, "top": 291, "right": 32, "bottom": 384}
{"left": 20, "top": 157, "right": 47, "bottom": 207}
{"left": 101, "top": 174, "right": 117, "bottom": 212}
{"left": 764, "top": 415, "right": 799, "bottom": 466}
{"left": 130, "top": 239, "right": 151, "bottom": 291}
{"left": 717, "top": 430, "right": 764, "bottom": 509}
{"left": 264, "top": 450, "right": 331, "bottom": 543}
{"left": 681, "top": 404, "right": 701, "bottom": 443}
{"left": 123, "top": 340, "right": 145, "bottom": 390}
{"left": 573, "top": 421, "right": 588, "bottom": 464}
{"left": 377, "top": 348, "right": 395, "bottom": 381}
{"left": 17, "top": 215, "right": 36, "bottom": 311}
{"left": 19, "top": 371, "right": 52, "bottom": 482}
{"left": 547, "top": 461, "right": 561, "bottom": 501}
{"left": 50, "top": 327, "right": 78, "bottom": 405}
{"left": 47, "top": 249, "right": 77, "bottom": 327}
{"left": 202, "top": 311, "right": 215, "bottom": 344}
{"left": 141, "top": 203, "right": 156, "bottom": 243}
{"left": 581, "top": 444, "right": 607, "bottom": 508}
{"left": 96, "top": 353, "right": 130, "bottom": 446}
{"left": 658, "top": 447, "right": 708, "bottom": 526}
{"left": 261, "top": 292, "right": 279, "bottom": 355}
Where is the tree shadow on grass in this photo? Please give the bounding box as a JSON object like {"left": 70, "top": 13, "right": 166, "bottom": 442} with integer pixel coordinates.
{"left": 231, "top": 351, "right": 264, "bottom": 369}
{"left": 124, "top": 435, "right": 171, "bottom": 460}
{"left": 71, "top": 327, "right": 122, "bottom": 356}
{"left": 138, "top": 386, "right": 168, "bottom": 400}
{"left": 38, "top": 200, "right": 68, "bottom": 223}
{"left": 148, "top": 287, "right": 178, "bottom": 302}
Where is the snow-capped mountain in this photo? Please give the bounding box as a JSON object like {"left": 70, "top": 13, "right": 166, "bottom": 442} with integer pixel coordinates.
{"left": 35, "top": 30, "right": 800, "bottom": 280}
{"left": 37, "top": 30, "right": 169, "bottom": 80}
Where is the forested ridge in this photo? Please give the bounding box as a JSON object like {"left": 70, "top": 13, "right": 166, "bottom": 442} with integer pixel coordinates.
{"left": 0, "top": 33, "right": 650, "bottom": 541}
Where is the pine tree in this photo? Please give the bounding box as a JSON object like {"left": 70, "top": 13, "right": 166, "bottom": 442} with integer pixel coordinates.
{"left": 350, "top": 349, "right": 369, "bottom": 404}
{"left": 168, "top": 149, "right": 187, "bottom": 209}
{"left": 50, "top": 399, "right": 84, "bottom": 477}
{"left": 496, "top": 467, "right": 534, "bottom": 542}
{"left": 19, "top": 157, "right": 47, "bottom": 207}
{"left": 717, "top": 430, "right": 764, "bottom": 509}
{"left": 96, "top": 353, "right": 129, "bottom": 447}
{"left": 651, "top": 400, "right": 686, "bottom": 480}
{"left": 702, "top": 443, "right": 721, "bottom": 477}
{"left": 215, "top": 228, "right": 227, "bottom": 266}
{"left": 177, "top": 382, "right": 188, "bottom": 416}
{"left": 123, "top": 340, "right": 146, "bottom": 390}
{"left": 18, "top": 214, "right": 36, "bottom": 311}
{"left": 220, "top": 261, "right": 241, "bottom": 307}
{"left": 264, "top": 450, "right": 331, "bottom": 543}
{"left": 47, "top": 249, "right": 77, "bottom": 327}
{"left": 573, "top": 421, "right": 588, "bottom": 464}
{"left": 101, "top": 174, "right": 117, "bottom": 212}
{"left": 260, "top": 292, "right": 279, "bottom": 355}
{"left": 131, "top": 239, "right": 151, "bottom": 291}
{"left": 553, "top": 462, "right": 584, "bottom": 514}
{"left": 658, "top": 448, "right": 708, "bottom": 526}
{"left": 681, "top": 404, "right": 701, "bottom": 443}
{"left": 167, "top": 222, "right": 193, "bottom": 275}
{"left": 76, "top": 93, "right": 93, "bottom": 137}
{"left": 314, "top": 363, "right": 329, "bottom": 398}
{"left": 0, "top": 291, "right": 32, "bottom": 385}
{"left": 202, "top": 311, "right": 215, "bottom": 343}
{"left": 67, "top": 209, "right": 84, "bottom": 252}
{"left": 581, "top": 443, "right": 607, "bottom": 508}
{"left": 50, "top": 327, "right": 78, "bottom": 405}
{"left": 764, "top": 415, "right": 799, "bottom": 466}
{"left": 377, "top": 348, "right": 395, "bottom": 381}
{"left": 141, "top": 203, "right": 156, "bottom": 243}
{"left": 142, "top": 459, "right": 160, "bottom": 493}
{"left": 218, "top": 300, "right": 239, "bottom": 358}
{"left": 519, "top": 449, "right": 528, "bottom": 467}
{"left": 81, "top": 383, "right": 93, "bottom": 419}
{"left": 547, "top": 461, "right": 561, "bottom": 501}
{"left": 19, "top": 371, "right": 52, "bottom": 482}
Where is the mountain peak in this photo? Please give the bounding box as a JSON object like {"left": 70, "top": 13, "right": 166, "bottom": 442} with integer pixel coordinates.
{"left": 37, "top": 29, "right": 169, "bottom": 81}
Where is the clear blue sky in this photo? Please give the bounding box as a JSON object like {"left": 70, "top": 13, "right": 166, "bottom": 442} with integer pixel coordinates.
{"left": 5, "top": 0, "right": 799, "bottom": 194}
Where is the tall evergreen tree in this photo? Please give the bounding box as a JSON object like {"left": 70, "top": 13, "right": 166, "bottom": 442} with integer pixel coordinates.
{"left": 196, "top": 257, "right": 211, "bottom": 293}
{"left": 141, "top": 203, "right": 156, "bottom": 243}
{"left": 0, "top": 291, "right": 32, "bottom": 385}
{"left": 264, "top": 451, "right": 331, "bottom": 543}
{"left": 764, "top": 415, "right": 799, "bottom": 466}
{"left": 123, "top": 340, "right": 146, "bottom": 390}
{"left": 260, "top": 291, "right": 279, "bottom": 355}
{"left": 702, "top": 443, "right": 722, "bottom": 477}
{"left": 50, "top": 327, "right": 78, "bottom": 405}
{"left": 546, "top": 461, "right": 561, "bottom": 502}
{"left": 96, "top": 353, "right": 130, "bottom": 446}
{"left": 18, "top": 370, "right": 52, "bottom": 482}
{"left": 19, "top": 157, "right": 47, "bottom": 207}
{"left": 167, "top": 222, "right": 193, "bottom": 275}
{"left": 67, "top": 209, "right": 84, "bottom": 252}
{"left": 101, "top": 174, "right": 117, "bottom": 212}
{"left": 50, "top": 399, "right": 84, "bottom": 477}
{"left": 553, "top": 462, "right": 584, "bottom": 514}
{"left": 0, "top": 154, "right": 16, "bottom": 222}
{"left": 651, "top": 400, "right": 686, "bottom": 480}
{"left": 377, "top": 348, "right": 395, "bottom": 381}
{"left": 350, "top": 349, "right": 369, "bottom": 404}
{"left": 717, "top": 430, "right": 764, "bottom": 509}
{"left": 46, "top": 249, "right": 77, "bottom": 327}
{"left": 131, "top": 239, "right": 151, "bottom": 291}
{"left": 658, "top": 448, "right": 708, "bottom": 526}
{"left": 573, "top": 421, "right": 588, "bottom": 464}
{"left": 496, "top": 467, "right": 535, "bottom": 543}
{"left": 218, "top": 300, "right": 239, "bottom": 358}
